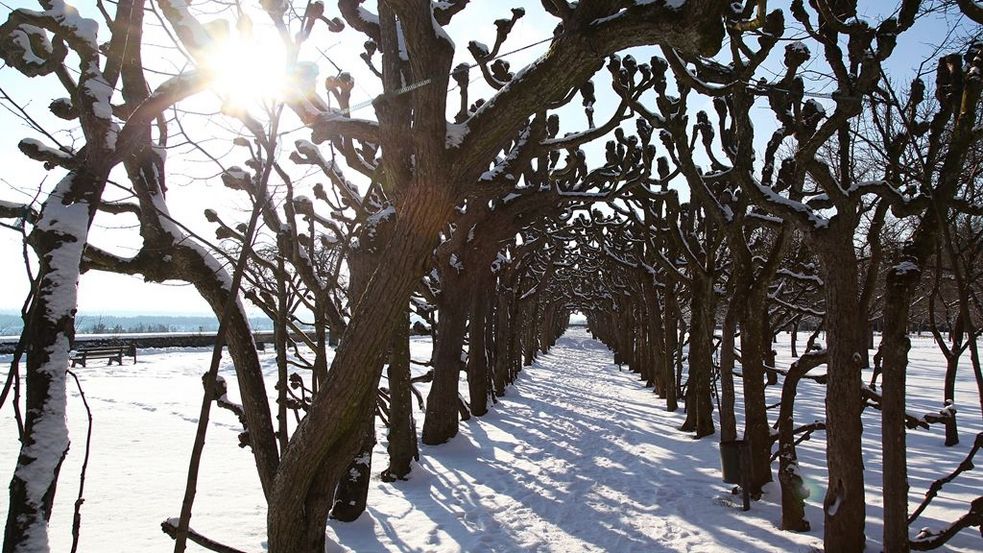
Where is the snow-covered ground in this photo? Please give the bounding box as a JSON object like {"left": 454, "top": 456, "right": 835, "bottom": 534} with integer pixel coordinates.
{"left": 1, "top": 329, "right": 981, "bottom": 552}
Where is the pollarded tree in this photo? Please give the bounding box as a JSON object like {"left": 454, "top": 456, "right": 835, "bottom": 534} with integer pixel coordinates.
{"left": 155, "top": 2, "right": 733, "bottom": 551}
{"left": 421, "top": 46, "right": 671, "bottom": 441}
{"left": 643, "top": 193, "right": 724, "bottom": 438}
{"left": 2, "top": 0, "right": 734, "bottom": 549}
{"left": 620, "top": 34, "right": 794, "bottom": 491}
{"left": 657, "top": 1, "right": 928, "bottom": 549}
{"left": 490, "top": 228, "right": 557, "bottom": 392}
{"left": 923, "top": 193, "right": 983, "bottom": 447}
{"left": 0, "top": 2, "right": 243, "bottom": 549}
{"left": 865, "top": 40, "right": 983, "bottom": 551}
{"left": 427, "top": 189, "right": 578, "bottom": 425}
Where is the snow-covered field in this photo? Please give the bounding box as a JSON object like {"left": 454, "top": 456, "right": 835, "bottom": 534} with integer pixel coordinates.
{"left": 1, "top": 329, "right": 981, "bottom": 552}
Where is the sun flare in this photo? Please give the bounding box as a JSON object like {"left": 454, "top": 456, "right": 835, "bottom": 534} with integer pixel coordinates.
{"left": 203, "top": 33, "right": 290, "bottom": 108}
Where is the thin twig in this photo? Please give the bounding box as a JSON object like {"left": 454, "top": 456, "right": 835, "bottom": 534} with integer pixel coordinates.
{"left": 172, "top": 199, "right": 266, "bottom": 552}
{"left": 909, "top": 431, "right": 983, "bottom": 525}
{"left": 67, "top": 369, "right": 93, "bottom": 553}
{"left": 161, "top": 519, "right": 249, "bottom": 553}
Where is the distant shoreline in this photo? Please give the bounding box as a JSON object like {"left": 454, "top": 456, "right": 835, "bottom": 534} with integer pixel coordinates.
{"left": 0, "top": 311, "right": 273, "bottom": 336}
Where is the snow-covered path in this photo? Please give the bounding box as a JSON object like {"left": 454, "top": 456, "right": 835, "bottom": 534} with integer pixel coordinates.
{"left": 4, "top": 327, "right": 980, "bottom": 551}
{"left": 331, "top": 329, "right": 821, "bottom": 552}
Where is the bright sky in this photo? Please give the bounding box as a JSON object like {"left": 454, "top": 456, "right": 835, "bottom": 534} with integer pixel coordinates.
{"left": 0, "top": 1, "right": 976, "bottom": 315}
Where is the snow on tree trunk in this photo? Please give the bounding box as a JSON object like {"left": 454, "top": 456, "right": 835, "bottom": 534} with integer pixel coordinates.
{"left": 5, "top": 175, "right": 95, "bottom": 552}
{"left": 329, "top": 414, "right": 375, "bottom": 522}
{"left": 140, "top": 189, "right": 280, "bottom": 497}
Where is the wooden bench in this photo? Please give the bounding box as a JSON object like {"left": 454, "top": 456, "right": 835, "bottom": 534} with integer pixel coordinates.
{"left": 70, "top": 344, "right": 137, "bottom": 367}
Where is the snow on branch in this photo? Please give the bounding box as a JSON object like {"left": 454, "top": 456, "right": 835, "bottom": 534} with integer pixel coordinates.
{"left": 157, "top": 0, "right": 213, "bottom": 56}
{"left": 18, "top": 138, "right": 77, "bottom": 170}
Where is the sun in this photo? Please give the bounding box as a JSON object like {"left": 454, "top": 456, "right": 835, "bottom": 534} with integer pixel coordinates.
{"left": 203, "top": 32, "right": 290, "bottom": 109}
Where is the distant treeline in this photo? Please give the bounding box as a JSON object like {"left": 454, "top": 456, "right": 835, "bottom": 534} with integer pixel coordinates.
{"left": 0, "top": 313, "right": 273, "bottom": 336}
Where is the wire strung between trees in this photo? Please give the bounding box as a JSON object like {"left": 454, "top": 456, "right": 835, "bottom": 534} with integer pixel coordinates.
{"left": 319, "top": 34, "right": 557, "bottom": 120}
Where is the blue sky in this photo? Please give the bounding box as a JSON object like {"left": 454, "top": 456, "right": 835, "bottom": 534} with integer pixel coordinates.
{"left": 0, "top": 1, "right": 977, "bottom": 315}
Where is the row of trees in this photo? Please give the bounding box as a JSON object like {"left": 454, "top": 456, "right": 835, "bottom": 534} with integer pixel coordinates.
{"left": 1, "top": 1, "right": 982, "bottom": 552}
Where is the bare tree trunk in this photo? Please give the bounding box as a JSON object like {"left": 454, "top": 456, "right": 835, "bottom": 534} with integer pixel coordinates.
{"left": 493, "top": 293, "right": 510, "bottom": 396}
{"left": 382, "top": 309, "right": 418, "bottom": 481}
{"left": 508, "top": 297, "right": 523, "bottom": 383}
{"left": 523, "top": 301, "right": 541, "bottom": 366}
{"left": 275, "top": 257, "right": 289, "bottom": 455}
{"left": 762, "top": 305, "right": 778, "bottom": 385}
{"left": 312, "top": 297, "right": 329, "bottom": 392}
{"left": 929, "top": 270, "right": 964, "bottom": 447}
{"left": 467, "top": 283, "right": 492, "bottom": 416}
{"left": 681, "top": 274, "right": 715, "bottom": 438}
{"left": 329, "top": 410, "right": 376, "bottom": 522}
{"left": 880, "top": 263, "right": 918, "bottom": 553}
{"left": 741, "top": 289, "right": 773, "bottom": 495}
{"left": 637, "top": 304, "right": 654, "bottom": 387}
{"left": 776, "top": 350, "right": 826, "bottom": 531}
{"left": 665, "top": 288, "right": 680, "bottom": 412}
{"left": 267, "top": 182, "right": 458, "bottom": 553}
{"left": 718, "top": 299, "right": 739, "bottom": 443}
{"left": 648, "top": 287, "right": 669, "bottom": 400}
{"left": 941, "top": 346, "right": 962, "bottom": 446}
{"left": 970, "top": 335, "right": 983, "bottom": 416}
{"left": 790, "top": 318, "right": 800, "bottom": 358}
{"left": 818, "top": 240, "right": 867, "bottom": 553}
{"left": 539, "top": 304, "right": 554, "bottom": 355}
{"left": 422, "top": 283, "right": 470, "bottom": 445}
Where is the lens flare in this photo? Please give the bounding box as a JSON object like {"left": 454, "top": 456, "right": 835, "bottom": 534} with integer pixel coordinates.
{"left": 203, "top": 32, "right": 289, "bottom": 109}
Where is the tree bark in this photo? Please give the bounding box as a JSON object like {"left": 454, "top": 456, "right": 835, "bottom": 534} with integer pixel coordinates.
{"left": 329, "top": 410, "right": 376, "bottom": 522}
{"left": 880, "top": 265, "right": 917, "bottom": 553}
{"left": 664, "top": 287, "right": 680, "bottom": 412}
{"left": 681, "top": 273, "right": 715, "bottom": 438}
{"left": 648, "top": 286, "right": 669, "bottom": 399}
{"left": 267, "top": 181, "right": 458, "bottom": 553}
{"left": 790, "top": 318, "right": 800, "bottom": 358}
{"left": 776, "top": 350, "right": 826, "bottom": 531}
{"left": 422, "top": 278, "right": 470, "bottom": 445}
{"left": 719, "top": 292, "right": 741, "bottom": 443}
{"left": 4, "top": 167, "right": 108, "bottom": 552}
{"left": 741, "top": 289, "right": 773, "bottom": 495}
{"left": 493, "top": 293, "right": 511, "bottom": 395}
{"left": 275, "top": 257, "right": 290, "bottom": 455}
{"left": 382, "top": 309, "right": 418, "bottom": 481}
{"left": 817, "top": 237, "right": 867, "bottom": 553}
{"left": 467, "top": 282, "right": 493, "bottom": 416}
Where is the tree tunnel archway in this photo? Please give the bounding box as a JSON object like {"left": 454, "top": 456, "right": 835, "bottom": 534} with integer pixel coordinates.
{"left": 2, "top": 2, "right": 983, "bottom": 552}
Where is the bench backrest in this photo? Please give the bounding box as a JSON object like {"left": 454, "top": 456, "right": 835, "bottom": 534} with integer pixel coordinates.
{"left": 79, "top": 347, "right": 125, "bottom": 353}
